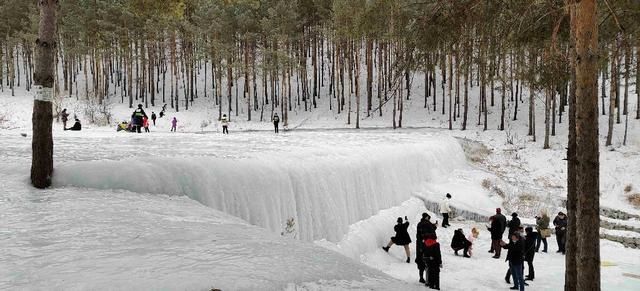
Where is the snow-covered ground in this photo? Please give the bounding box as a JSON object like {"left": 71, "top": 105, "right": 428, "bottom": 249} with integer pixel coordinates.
{"left": 2, "top": 82, "right": 640, "bottom": 290}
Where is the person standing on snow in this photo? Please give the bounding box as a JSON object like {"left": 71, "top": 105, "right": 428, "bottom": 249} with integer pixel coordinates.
{"left": 489, "top": 208, "right": 507, "bottom": 259}
{"left": 416, "top": 213, "right": 438, "bottom": 283}
{"left": 151, "top": 112, "right": 157, "bottom": 126}
{"left": 466, "top": 227, "right": 479, "bottom": 257}
{"left": 382, "top": 216, "right": 412, "bottom": 263}
{"left": 508, "top": 212, "right": 522, "bottom": 236}
{"left": 170, "top": 117, "right": 177, "bottom": 132}
{"left": 535, "top": 211, "right": 550, "bottom": 253}
{"left": 422, "top": 233, "right": 442, "bottom": 290}
{"left": 143, "top": 116, "right": 150, "bottom": 133}
{"left": 131, "top": 104, "right": 148, "bottom": 133}
{"left": 60, "top": 108, "right": 69, "bottom": 129}
{"left": 272, "top": 113, "right": 280, "bottom": 133}
{"left": 440, "top": 193, "right": 452, "bottom": 228}
{"left": 553, "top": 212, "right": 567, "bottom": 254}
{"left": 501, "top": 232, "right": 526, "bottom": 291}
{"left": 221, "top": 114, "right": 229, "bottom": 134}
{"left": 524, "top": 226, "right": 537, "bottom": 281}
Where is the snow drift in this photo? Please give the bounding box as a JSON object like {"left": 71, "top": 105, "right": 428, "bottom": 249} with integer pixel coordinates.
{"left": 53, "top": 134, "right": 467, "bottom": 242}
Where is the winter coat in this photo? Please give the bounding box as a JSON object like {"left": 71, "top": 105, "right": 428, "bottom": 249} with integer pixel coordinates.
{"left": 490, "top": 214, "right": 506, "bottom": 240}
{"left": 508, "top": 217, "right": 521, "bottom": 235}
{"left": 391, "top": 221, "right": 411, "bottom": 245}
{"left": 151, "top": 113, "right": 157, "bottom": 120}
{"left": 423, "top": 239, "right": 442, "bottom": 268}
{"left": 536, "top": 214, "right": 550, "bottom": 231}
{"left": 439, "top": 198, "right": 451, "bottom": 214}
{"left": 553, "top": 215, "right": 567, "bottom": 230}
{"left": 67, "top": 120, "right": 82, "bottom": 131}
{"left": 61, "top": 110, "right": 69, "bottom": 122}
{"left": 132, "top": 108, "right": 147, "bottom": 125}
{"left": 524, "top": 230, "right": 537, "bottom": 262}
{"left": 495, "top": 213, "right": 507, "bottom": 235}
{"left": 503, "top": 236, "right": 525, "bottom": 265}
{"left": 451, "top": 229, "right": 470, "bottom": 250}
{"left": 221, "top": 116, "right": 229, "bottom": 126}
{"left": 143, "top": 117, "right": 149, "bottom": 128}
{"left": 273, "top": 115, "right": 280, "bottom": 123}
{"left": 416, "top": 219, "right": 437, "bottom": 241}
{"left": 171, "top": 118, "right": 177, "bottom": 127}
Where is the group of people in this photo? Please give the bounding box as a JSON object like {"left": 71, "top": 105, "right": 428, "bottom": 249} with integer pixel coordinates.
{"left": 381, "top": 193, "right": 570, "bottom": 290}
{"left": 60, "top": 108, "right": 81, "bottom": 131}
{"left": 61, "top": 104, "right": 283, "bottom": 134}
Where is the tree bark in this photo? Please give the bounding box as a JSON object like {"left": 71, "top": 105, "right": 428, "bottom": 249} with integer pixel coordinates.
{"left": 31, "top": 0, "right": 57, "bottom": 189}
{"left": 573, "top": 0, "right": 601, "bottom": 289}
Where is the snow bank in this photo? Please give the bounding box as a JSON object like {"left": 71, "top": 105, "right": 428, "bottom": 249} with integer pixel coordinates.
{"left": 53, "top": 134, "right": 467, "bottom": 242}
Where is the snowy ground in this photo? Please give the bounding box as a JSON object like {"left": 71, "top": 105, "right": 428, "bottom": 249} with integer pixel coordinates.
{"left": 2, "top": 87, "right": 640, "bottom": 290}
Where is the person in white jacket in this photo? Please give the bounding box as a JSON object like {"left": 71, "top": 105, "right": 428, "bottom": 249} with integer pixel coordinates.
{"left": 440, "top": 193, "right": 452, "bottom": 228}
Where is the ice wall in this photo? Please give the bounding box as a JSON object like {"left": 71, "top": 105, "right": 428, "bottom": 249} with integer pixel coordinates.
{"left": 53, "top": 135, "right": 467, "bottom": 242}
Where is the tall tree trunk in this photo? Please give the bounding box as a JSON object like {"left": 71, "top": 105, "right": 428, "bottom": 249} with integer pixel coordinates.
{"left": 565, "top": 4, "right": 578, "bottom": 288}
{"left": 31, "top": 0, "right": 57, "bottom": 189}
{"left": 606, "top": 44, "right": 617, "bottom": 146}
{"left": 573, "top": 1, "right": 601, "bottom": 289}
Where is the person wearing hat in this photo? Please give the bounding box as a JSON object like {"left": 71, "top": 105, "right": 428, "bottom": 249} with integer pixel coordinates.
{"left": 131, "top": 104, "right": 148, "bottom": 133}
{"left": 508, "top": 212, "right": 522, "bottom": 236}
{"left": 553, "top": 212, "right": 568, "bottom": 254}
{"left": 422, "top": 233, "right": 442, "bottom": 290}
{"left": 440, "top": 193, "right": 452, "bottom": 228}
{"left": 524, "top": 226, "right": 537, "bottom": 281}
{"left": 416, "top": 213, "right": 438, "bottom": 283}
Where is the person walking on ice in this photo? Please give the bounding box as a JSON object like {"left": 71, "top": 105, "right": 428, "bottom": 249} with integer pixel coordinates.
{"left": 221, "top": 114, "right": 229, "bottom": 134}
{"left": 382, "top": 216, "right": 412, "bottom": 263}
{"left": 171, "top": 117, "right": 177, "bottom": 132}
{"left": 416, "top": 213, "right": 438, "bottom": 283}
{"left": 272, "top": 113, "right": 280, "bottom": 133}
{"left": 440, "top": 193, "right": 452, "bottom": 228}
{"left": 131, "top": 104, "right": 148, "bottom": 133}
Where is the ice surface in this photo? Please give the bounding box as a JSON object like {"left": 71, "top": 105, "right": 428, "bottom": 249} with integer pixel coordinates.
{"left": 50, "top": 130, "right": 468, "bottom": 242}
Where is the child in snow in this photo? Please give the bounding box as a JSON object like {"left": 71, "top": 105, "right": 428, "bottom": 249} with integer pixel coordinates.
{"left": 466, "top": 227, "right": 479, "bottom": 256}
{"left": 143, "top": 116, "right": 150, "bottom": 133}
{"left": 171, "top": 117, "right": 177, "bottom": 132}
{"left": 60, "top": 108, "right": 69, "bottom": 129}
{"left": 151, "top": 112, "right": 157, "bottom": 126}
{"left": 221, "top": 114, "right": 229, "bottom": 134}
{"left": 422, "top": 233, "right": 442, "bottom": 290}
{"left": 382, "top": 216, "right": 412, "bottom": 263}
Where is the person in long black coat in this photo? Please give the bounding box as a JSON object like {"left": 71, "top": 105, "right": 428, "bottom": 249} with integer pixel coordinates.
{"left": 422, "top": 233, "right": 442, "bottom": 290}
{"left": 524, "top": 227, "right": 537, "bottom": 281}
{"left": 383, "top": 216, "right": 412, "bottom": 263}
{"left": 502, "top": 232, "right": 526, "bottom": 291}
{"left": 451, "top": 228, "right": 471, "bottom": 257}
{"left": 416, "top": 213, "right": 437, "bottom": 283}
{"left": 489, "top": 208, "right": 507, "bottom": 258}
{"left": 553, "top": 212, "right": 568, "bottom": 254}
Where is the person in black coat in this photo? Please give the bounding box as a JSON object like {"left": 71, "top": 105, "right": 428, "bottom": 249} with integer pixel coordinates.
{"left": 451, "top": 228, "right": 471, "bottom": 257}
{"left": 131, "top": 104, "right": 148, "bottom": 133}
{"left": 383, "top": 216, "right": 412, "bottom": 263}
{"left": 524, "top": 227, "right": 537, "bottom": 281}
{"left": 416, "top": 213, "right": 438, "bottom": 283}
{"left": 64, "top": 118, "right": 82, "bottom": 131}
{"left": 489, "top": 208, "right": 507, "bottom": 258}
{"left": 422, "top": 233, "right": 442, "bottom": 290}
{"left": 553, "top": 212, "right": 568, "bottom": 254}
{"left": 508, "top": 213, "right": 522, "bottom": 236}
{"left": 502, "top": 232, "right": 526, "bottom": 291}
{"left": 151, "top": 112, "right": 157, "bottom": 126}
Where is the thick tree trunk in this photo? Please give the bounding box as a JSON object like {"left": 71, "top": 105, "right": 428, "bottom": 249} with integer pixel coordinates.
{"left": 565, "top": 5, "right": 578, "bottom": 288}
{"left": 573, "top": 0, "right": 601, "bottom": 289}
{"left": 31, "top": 0, "right": 57, "bottom": 189}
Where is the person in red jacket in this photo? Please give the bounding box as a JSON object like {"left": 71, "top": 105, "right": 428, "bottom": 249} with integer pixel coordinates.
{"left": 143, "top": 116, "right": 150, "bottom": 133}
